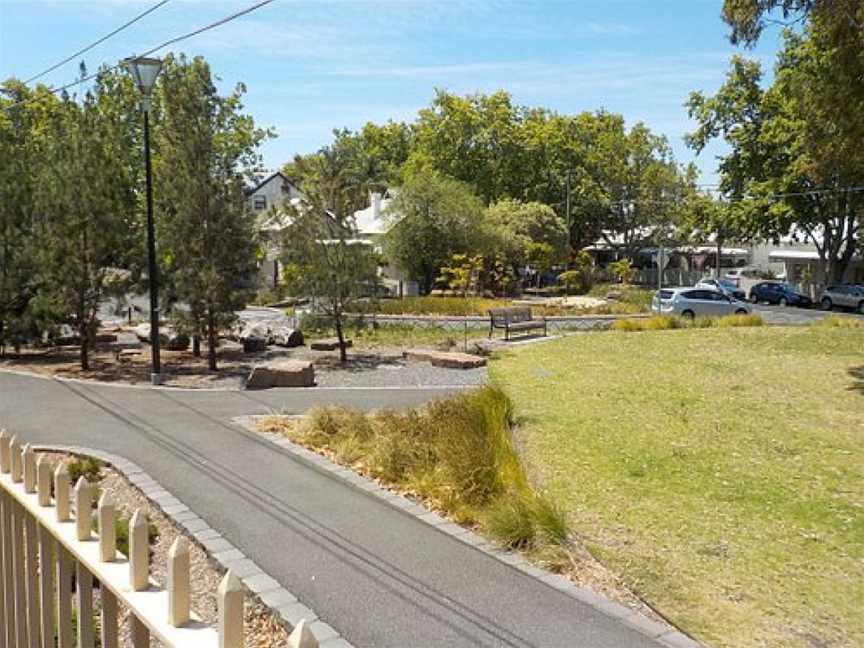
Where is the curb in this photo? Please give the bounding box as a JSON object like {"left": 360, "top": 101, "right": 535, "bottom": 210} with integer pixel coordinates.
{"left": 32, "top": 443, "right": 354, "bottom": 648}
{"left": 242, "top": 418, "right": 704, "bottom": 648}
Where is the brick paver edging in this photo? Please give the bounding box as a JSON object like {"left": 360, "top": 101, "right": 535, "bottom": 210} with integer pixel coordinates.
{"left": 32, "top": 444, "right": 352, "bottom": 648}
{"left": 240, "top": 417, "right": 704, "bottom": 648}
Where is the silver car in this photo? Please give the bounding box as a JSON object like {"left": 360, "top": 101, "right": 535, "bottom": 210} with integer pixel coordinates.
{"left": 651, "top": 287, "right": 752, "bottom": 319}
{"left": 819, "top": 284, "right": 864, "bottom": 313}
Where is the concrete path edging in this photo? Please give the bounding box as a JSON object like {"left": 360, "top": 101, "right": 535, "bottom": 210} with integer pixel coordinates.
{"left": 240, "top": 418, "right": 703, "bottom": 648}
{"left": 33, "top": 444, "right": 353, "bottom": 648}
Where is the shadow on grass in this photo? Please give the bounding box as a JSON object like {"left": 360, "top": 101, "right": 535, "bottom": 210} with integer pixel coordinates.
{"left": 849, "top": 366, "right": 864, "bottom": 395}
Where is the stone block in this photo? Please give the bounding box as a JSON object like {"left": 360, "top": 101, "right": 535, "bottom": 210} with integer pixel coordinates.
{"left": 246, "top": 360, "right": 315, "bottom": 389}
{"left": 310, "top": 338, "right": 352, "bottom": 351}
{"left": 242, "top": 337, "right": 268, "bottom": 353}
{"left": 403, "top": 349, "right": 487, "bottom": 369}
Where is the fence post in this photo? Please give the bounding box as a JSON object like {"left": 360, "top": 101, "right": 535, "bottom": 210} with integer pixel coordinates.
{"left": 98, "top": 493, "right": 116, "bottom": 563}
{"left": 54, "top": 464, "right": 70, "bottom": 522}
{"left": 76, "top": 561, "right": 94, "bottom": 648}
{"left": 0, "top": 430, "right": 10, "bottom": 473}
{"left": 218, "top": 570, "right": 244, "bottom": 648}
{"left": 12, "top": 501, "right": 26, "bottom": 648}
{"left": 74, "top": 477, "right": 91, "bottom": 541}
{"left": 23, "top": 444, "right": 36, "bottom": 494}
{"left": 0, "top": 485, "right": 9, "bottom": 648}
{"left": 10, "top": 437, "right": 22, "bottom": 483}
{"left": 288, "top": 619, "right": 319, "bottom": 648}
{"left": 129, "top": 509, "right": 148, "bottom": 591}
{"left": 38, "top": 524, "right": 53, "bottom": 648}
{"left": 36, "top": 457, "right": 51, "bottom": 507}
{"left": 168, "top": 537, "right": 190, "bottom": 627}
{"left": 25, "top": 510, "right": 40, "bottom": 648}
{"left": 56, "top": 546, "right": 73, "bottom": 648}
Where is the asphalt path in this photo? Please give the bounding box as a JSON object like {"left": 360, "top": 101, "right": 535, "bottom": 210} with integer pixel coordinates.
{"left": 0, "top": 372, "right": 662, "bottom": 648}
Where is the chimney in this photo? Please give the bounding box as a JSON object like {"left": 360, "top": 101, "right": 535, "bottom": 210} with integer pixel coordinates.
{"left": 370, "top": 192, "right": 382, "bottom": 219}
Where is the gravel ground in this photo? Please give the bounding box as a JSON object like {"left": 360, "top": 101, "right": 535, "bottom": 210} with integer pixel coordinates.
{"left": 313, "top": 355, "right": 487, "bottom": 388}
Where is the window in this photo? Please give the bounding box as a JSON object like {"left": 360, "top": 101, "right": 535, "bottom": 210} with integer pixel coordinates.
{"left": 253, "top": 195, "right": 267, "bottom": 211}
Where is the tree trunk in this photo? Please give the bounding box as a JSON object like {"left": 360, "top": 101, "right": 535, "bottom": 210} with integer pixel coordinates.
{"left": 79, "top": 324, "right": 89, "bottom": 371}
{"left": 206, "top": 309, "right": 217, "bottom": 372}
{"left": 334, "top": 312, "right": 347, "bottom": 363}
{"left": 192, "top": 334, "right": 201, "bottom": 357}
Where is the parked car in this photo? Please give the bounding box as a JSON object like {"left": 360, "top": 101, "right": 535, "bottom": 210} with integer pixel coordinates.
{"left": 818, "top": 284, "right": 864, "bottom": 313}
{"left": 696, "top": 277, "right": 746, "bottom": 301}
{"left": 749, "top": 282, "right": 813, "bottom": 307}
{"left": 651, "top": 287, "right": 752, "bottom": 319}
{"left": 725, "top": 267, "right": 773, "bottom": 287}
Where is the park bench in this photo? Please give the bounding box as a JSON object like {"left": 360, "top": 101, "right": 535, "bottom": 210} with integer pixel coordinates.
{"left": 488, "top": 307, "right": 547, "bottom": 341}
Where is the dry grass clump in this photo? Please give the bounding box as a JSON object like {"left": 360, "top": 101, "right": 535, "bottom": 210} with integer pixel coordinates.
{"left": 813, "top": 315, "right": 864, "bottom": 328}
{"left": 612, "top": 314, "right": 763, "bottom": 332}
{"left": 265, "top": 387, "right": 569, "bottom": 553}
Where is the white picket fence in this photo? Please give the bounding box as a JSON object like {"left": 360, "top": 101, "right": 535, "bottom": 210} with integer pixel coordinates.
{"left": 0, "top": 430, "right": 247, "bottom": 648}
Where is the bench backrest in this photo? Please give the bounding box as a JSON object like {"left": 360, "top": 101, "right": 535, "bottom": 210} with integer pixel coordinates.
{"left": 489, "top": 307, "right": 534, "bottom": 325}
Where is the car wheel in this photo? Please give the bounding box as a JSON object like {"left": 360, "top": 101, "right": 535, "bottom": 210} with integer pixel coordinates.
{"left": 779, "top": 297, "right": 788, "bottom": 307}
{"left": 681, "top": 310, "right": 695, "bottom": 320}
{"left": 858, "top": 301, "right": 864, "bottom": 315}
{"left": 735, "top": 309, "right": 748, "bottom": 315}
{"left": 821, "top": 298, "right": 833, "bottom": 311}
{"left": 750, "top": 293, "right": 759, "bottom": 304}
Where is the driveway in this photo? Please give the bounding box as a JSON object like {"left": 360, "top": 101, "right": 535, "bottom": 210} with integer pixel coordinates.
{"left": 0, "top": 372, "right": 664, "bottom": 648}
{"left": 751, "top": 303, "right": 864, "bottom": 325}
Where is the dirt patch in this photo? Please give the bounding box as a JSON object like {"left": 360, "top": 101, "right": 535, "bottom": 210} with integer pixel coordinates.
{"left": 43, "top": 452, "right": 291, "bottom": 647}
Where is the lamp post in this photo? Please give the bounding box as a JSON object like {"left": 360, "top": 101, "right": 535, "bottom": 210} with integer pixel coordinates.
{"left": 124, "top": 56, "right": 163, "bottom": 385}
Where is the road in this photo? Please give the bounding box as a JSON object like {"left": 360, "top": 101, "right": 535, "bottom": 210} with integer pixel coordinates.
{"left": 751, "top": 303, "right": 864, "bottom": 324}
{"left": 0, "top": 372, "right": 664, "bottom": 648}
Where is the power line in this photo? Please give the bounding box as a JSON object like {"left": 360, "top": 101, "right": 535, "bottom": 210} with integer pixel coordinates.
{"left": 4, "top": 0, "right": 276, "bottom": 111}
{"left": 23, "top": 0, "right": 171, "bottom": 84}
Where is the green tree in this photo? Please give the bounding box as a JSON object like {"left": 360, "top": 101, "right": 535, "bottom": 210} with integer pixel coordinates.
{"left": 281, "top": 207, "right": 379, "bottom": 363}
{"left": 383, "top": 171, "right": 488, "bottom": 294}
{"left": 687, "top": 33, "right": 863, "bottom": 283}
{"left": 32, "top": 87, "right": 135, "bottom": 370}
{"left": 154, "top": 55, "right": 267, "bottom": 370}
{"left": 484, "top": 199, "right": 568, "bottom": 269}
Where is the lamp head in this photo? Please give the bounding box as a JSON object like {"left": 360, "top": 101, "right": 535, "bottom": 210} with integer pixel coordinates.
{"left": 124, "top": 56, "right": 162, "bottom": 109}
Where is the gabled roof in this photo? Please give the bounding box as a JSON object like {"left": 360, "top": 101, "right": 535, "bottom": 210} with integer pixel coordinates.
{"left": 244, "top": 171, "right": 299, "bottom": 196}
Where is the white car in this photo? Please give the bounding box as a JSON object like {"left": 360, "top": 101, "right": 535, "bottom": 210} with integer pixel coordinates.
{"left": 651, "top": 287, "right": 752, "bottom": 319}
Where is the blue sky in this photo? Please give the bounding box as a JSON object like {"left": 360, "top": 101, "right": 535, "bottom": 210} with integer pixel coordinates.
{"left": 0, "top": 0, "right": 785, "bottom": 183}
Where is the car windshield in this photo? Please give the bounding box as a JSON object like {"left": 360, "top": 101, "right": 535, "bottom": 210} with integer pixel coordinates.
{"left": 657, "top": 290, "right": 674, "bottom": 300}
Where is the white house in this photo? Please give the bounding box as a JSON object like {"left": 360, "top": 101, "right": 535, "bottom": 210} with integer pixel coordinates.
{"left": 351, "top": 191, "right": 419, "bottom": 296}
{"left": 245, "top": 171, "right": 302, "bottom": 288}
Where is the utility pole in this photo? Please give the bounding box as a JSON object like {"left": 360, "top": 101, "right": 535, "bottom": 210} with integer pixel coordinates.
{"left": 565, "top": 169, "right": 572, "bottom": 250}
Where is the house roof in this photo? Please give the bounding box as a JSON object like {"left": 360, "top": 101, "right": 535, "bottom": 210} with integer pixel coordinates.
{"left": 244, "top": 171, "right": 298, "bottom": 196}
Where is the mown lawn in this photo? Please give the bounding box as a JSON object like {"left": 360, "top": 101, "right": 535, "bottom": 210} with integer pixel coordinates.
{"left": 491, "top": 325, "right": 864, "bottom": 648}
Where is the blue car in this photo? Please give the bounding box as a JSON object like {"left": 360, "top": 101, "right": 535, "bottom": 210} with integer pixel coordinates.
{"left": 749, "top": 282, "right": 813, "bottom": 308}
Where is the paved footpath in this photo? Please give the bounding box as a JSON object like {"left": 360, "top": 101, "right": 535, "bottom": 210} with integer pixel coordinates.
{"left": 0, "top": 372, "right": 665, "bottom": 648}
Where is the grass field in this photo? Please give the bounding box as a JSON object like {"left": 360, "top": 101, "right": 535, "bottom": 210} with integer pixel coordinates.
{"left": 491, "top": 325, "right": 864, "bottom": 648}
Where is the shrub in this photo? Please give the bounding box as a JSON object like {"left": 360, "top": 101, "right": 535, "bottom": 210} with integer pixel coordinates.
{"left": 68, "top": 457, "right": 103, "bottom": 484}
{"left": 608, "top": 258, "right": 636, "bottom": 284}
{"left": 273, "top": 385, "right": 569, "bottom": 552}
{"left": 718, "top": 314, "right": 764, "bottom": 328}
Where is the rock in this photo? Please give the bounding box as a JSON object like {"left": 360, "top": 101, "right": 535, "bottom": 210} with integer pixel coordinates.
{"left": 167, "top": 333, "right": 190, "bottom": 351}
{"left": 310, "top": 338, "right": 352, "bottom": 351}
{"left": 273, "top": 328, "right": 304, "bottom": 348}
{"left": 403, "top": 349, "right": 487, "bottom": 369}
{"left": 117, "top": 348, "right": 142, "bottom": 362}
{"left": 242, "top": 337, "right": 268, "bottom": 353}
{"left": 132, "top": 323, "right": 169, "bottom": 346}
{"left": 239, "top": 322, "right": 274, "bottom": 345}
{"left": 605, "top": 290, "right": 623, "bottom": 301}
{"left": 246, "top": 360, "right": 315, "bottom": 389}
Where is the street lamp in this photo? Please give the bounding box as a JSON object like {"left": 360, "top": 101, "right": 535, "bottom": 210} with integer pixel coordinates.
{"left": 124, "top": 56, "right": 163, "bottom": 385}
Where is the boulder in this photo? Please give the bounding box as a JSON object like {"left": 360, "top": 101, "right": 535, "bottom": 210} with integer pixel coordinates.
{"left": 273, "top": 328, "right": 304, "bottom": 348}
{"left": 166, "top": 332, "right": 190, "bottom": 351}
{"left": 246, "top": 360, "right": 315, "bottom": 389}
{"left": 239, "top": 321, "right": 274, "bottom": 344}
{"left": 242, "top": 337, "right": 268, "bottom": 353}
{"left": 403, "top": 349, "right": 487, "bottom": 369}
{"left": 133, "top": 323, "right": 168, "bottom": 346}
{"left": 310, "top": 338, "right": 352, "bottom": 351}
